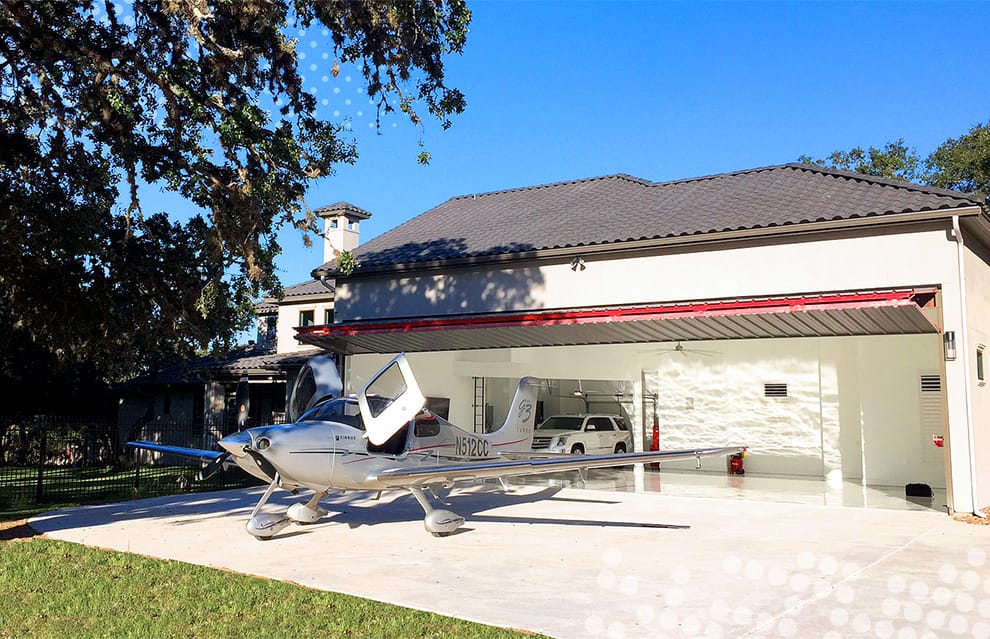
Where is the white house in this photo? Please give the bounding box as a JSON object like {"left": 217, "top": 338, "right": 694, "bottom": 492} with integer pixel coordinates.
{"left": 296, "top": 164, "right": 990, "bottom": 517}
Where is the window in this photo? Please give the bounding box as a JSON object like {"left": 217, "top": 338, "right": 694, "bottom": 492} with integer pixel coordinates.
{"left": 764, "top": 383, "right": 788, "bottom": 398}
{"left": 424, "top": 396, "right": 450, "bottom": 420}
{"left": 978, "top": 346, "right": 985, "bottom": 384}
{"left": 324, "top": 309, "right": 334, "bottom": 325}
{"left": 586, "top": 417, "right": 614, "bottom": 431}
{"left": 301, "top": 399, "right": 363, "bottom": 429}
{"left": 298, "top": 310, "right": 314, "bottom": 327}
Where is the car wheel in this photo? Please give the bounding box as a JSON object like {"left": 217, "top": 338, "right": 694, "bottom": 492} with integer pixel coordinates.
{"left": 613, "top": 443, "right": 626, "bottom": 454}
{"left": 570, "top": 444, "right": 584, "bottom": 455}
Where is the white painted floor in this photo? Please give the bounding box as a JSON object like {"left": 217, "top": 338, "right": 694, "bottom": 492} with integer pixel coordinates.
{"left": 515, "top": 468, "right": 949, "bottom": 513}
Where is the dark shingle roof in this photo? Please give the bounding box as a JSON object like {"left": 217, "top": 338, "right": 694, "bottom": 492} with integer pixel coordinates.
{"left": 314, "top": 164, "right": 982, "bottom": 275}
{"left": 254, "top": 278, "right": 333, "bottom": 313}
{"left": 283, "top": 279, "right": 334, "bottom": 297}
{"left": 123, "top": 346, "right": 316, "bottom": 386}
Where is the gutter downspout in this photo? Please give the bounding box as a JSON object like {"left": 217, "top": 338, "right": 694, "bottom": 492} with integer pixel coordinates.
{"left": 951, "top": 215, "right": 985, "bottom": 517}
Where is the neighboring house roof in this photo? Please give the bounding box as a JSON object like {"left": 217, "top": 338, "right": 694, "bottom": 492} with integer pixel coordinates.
{"left": 190, "top": 346, "right": 316, "bottom": 374}
{"left": 314, "top": 163, "right": 983, "bottom": 276}
{"left": 123, "top": 346, "right": 317, "bottom": 387}
{"left": 283, "top": 278, "right": 334, "bottom": 298}
{"left": 254, "top": 278, "right": 334, "bottom": 313}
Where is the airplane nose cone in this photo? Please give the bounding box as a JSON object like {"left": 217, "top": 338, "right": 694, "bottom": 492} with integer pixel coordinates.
{"left": 219, "top": 430, "right": 252, "bottom": 457}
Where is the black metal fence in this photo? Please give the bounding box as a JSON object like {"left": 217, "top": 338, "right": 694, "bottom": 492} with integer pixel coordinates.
{"left": 0, "top": 415, "right": 263, "bottom": 511}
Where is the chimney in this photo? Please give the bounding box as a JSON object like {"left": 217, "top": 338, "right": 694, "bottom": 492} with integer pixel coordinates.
{"left": 314, "top": 202, "right": 372, "bottom": 264}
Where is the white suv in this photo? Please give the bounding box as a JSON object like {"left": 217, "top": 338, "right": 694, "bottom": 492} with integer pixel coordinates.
{"left": 531, "top": 414, "right": 632, "bottom": 455}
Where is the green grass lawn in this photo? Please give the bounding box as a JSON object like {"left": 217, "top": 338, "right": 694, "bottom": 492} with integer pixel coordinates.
{"left": 0, "top": 503, "right": 542, "bottom": 639}
{"left": 0, "top": 538, "right": 539, "bottom": 638}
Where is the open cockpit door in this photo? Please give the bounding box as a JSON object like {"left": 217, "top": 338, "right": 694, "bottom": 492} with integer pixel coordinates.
{"left": 287, "top": 355, "right": 343, "bottom": 422}
{"left": 358, "top": 353, "right": 426, "bottom": 446}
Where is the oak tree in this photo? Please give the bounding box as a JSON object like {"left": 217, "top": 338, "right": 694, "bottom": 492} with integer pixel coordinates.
{"left": 0, "top": 0, "right": 469, "bottom": 409}
{"left": 800, "top": 122, "right": 990, "bottom": 200}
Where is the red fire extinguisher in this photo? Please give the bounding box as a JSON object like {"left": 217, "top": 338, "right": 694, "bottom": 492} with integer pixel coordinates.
{"left": 649, "top": 420, "right": 660, "bottom": 470}
{"left": 728, "top": 451, "right": 746, "bottom": 475}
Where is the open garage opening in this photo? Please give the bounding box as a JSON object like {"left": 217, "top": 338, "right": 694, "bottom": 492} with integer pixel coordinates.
{"left": 344, "top": 334, "right": 949, "bottom": 511}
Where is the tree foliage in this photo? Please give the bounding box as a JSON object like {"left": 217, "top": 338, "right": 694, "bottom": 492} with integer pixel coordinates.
{"left": 0, "top": 0, "right": 469, "bottom": 407}
{"left": 926, "top": 122, "right": 990, "bottom": 197}
{"left": 798, "top": 139, "right": 921, "bottom": 183}
{"left": 800, "top": 122, "right": 990, "bottom": 200}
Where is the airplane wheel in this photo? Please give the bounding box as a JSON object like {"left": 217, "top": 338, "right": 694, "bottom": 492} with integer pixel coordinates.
{"left": 253, "top": 535, "right": 274, "bottom": 541}
{"left": 431, "top": 531, "right": 452, "bottom": 538}
{"left": 571, "top": 444, "right": 584, "bottom": 455}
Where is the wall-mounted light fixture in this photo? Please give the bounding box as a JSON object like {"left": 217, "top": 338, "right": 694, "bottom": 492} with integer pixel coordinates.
{"left": 944, "top": 330, "right": 957, "bottom": 361}
{"left": 569, "top": 256, "right": 586, "bottom": 271}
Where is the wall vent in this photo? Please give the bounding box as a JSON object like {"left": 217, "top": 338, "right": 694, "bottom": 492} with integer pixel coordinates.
{"left": 920, "top": 375, "right": 942, "bottom": 393}
{"left": 764, "top": 383, "right": 788, "bottom": 398}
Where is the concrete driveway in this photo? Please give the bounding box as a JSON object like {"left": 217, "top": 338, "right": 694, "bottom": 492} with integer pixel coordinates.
{"left": 30, "top": 483, "right": 990, "bottom": 639}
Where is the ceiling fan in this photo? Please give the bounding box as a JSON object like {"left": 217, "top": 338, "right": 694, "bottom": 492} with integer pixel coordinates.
{"left": 650, "top": 341, "right": 722, "bottom": 357}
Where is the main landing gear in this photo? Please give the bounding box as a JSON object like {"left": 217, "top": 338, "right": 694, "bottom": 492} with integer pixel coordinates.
{"left": 408, "top": 486, "right": 464, "bottom": 537}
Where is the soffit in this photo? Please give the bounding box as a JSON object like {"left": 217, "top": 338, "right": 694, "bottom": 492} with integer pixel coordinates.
{"left": 296, "top": 290, "right": 939, "bottom": 355}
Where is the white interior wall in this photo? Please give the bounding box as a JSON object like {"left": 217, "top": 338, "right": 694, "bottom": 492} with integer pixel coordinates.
{"left": 347, "top": 333, "right": 945, "bottom": 489}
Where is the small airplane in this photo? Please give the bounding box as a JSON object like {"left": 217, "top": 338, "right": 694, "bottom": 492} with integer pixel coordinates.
{"left": 129, "top": 353, "right": 744, "bottom": 538}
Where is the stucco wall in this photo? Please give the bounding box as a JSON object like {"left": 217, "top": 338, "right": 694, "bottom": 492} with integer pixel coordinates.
{"left": 964, "top": 240, "right": 990, "bottom": 511}
{"left": 335, "top": 225, "right": 960, "bottom": 321}
{"left": 276, "top": 300, "right": 332, "bottom": 354}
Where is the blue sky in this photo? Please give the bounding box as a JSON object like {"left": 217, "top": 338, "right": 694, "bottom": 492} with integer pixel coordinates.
{"left": 134, "top": 1, "right": 990, "bottom": 288}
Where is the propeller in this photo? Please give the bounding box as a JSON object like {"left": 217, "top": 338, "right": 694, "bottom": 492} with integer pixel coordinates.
{"left": 196, "top": 451, "right": 231, "bottom": 481}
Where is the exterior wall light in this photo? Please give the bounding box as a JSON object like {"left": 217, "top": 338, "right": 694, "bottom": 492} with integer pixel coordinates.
{"left": 570, "top": 256, "right": 586, "bottom": 271}
{"left": 944, "top": 330, "right": 957, "bottom": 361}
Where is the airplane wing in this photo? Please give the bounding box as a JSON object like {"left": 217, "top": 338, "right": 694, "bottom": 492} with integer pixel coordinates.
{"left": 127, "top": 441, "right": 230, "bottom": 480}
{"left": 127, "top": 440, "right": 224, "bottom": 461}
{"left": 375, "top": 446, "right": 745, "bottom": 487}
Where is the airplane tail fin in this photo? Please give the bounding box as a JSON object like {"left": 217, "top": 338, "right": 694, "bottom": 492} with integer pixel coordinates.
{"left": 486, "top": 377, "right": 542, "bottom": 452}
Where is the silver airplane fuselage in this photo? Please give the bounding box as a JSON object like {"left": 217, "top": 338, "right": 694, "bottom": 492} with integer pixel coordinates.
{"left": 218, "top": 398, "right": 512, "bottom": 493}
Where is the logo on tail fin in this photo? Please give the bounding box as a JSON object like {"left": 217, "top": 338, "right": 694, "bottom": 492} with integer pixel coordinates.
{"left": 518, "top": 399, "right": 533, "bottom": 425}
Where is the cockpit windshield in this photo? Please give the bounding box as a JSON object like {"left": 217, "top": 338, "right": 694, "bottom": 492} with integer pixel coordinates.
{"left": 536, "top": 416, "right": 584, "bottom": 431}
{"left": 297, "top": 398, "right": 365, "bottom": 430}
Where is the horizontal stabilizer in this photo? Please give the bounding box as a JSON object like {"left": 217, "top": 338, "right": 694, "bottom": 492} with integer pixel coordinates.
{"left": 127, "top": 440, "right": 224, "bottom": 462}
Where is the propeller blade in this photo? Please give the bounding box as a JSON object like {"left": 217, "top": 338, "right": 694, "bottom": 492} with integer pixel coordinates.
{"left": 196, "top": 452, "right": 231, "bottom": 481}
{"left": 244, "top": 449, "right": 279, "bottom": 483}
